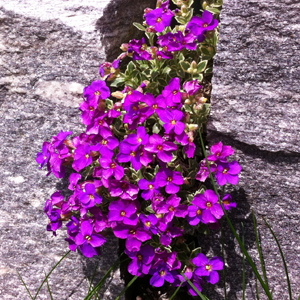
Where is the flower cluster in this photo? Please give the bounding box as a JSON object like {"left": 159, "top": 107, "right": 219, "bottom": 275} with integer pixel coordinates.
{"left": 36, "top": 0, "right": 239, "bottom": 296}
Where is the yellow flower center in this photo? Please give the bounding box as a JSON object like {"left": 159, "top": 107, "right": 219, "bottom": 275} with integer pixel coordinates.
{"left": 205, "top": 264, "right": 212, "bottom": 272}
{"left": 172, "top": 90, "right": 178, "bottom": 95}
{"left": 85, "top": 154, "right": 89, "bottom": 159}
{"left": 223, "top": 168, "right": 229, "bottom": 174}
{"left": 156, "top": 17, "right": 162, "bottom": 23}
{"left": 203, "top": 23, "right": 208, "bottom": 28}
{"left": 157, "top": 145, "right": 163, "bottom": 151}
{"left": 137, "top": 254, "right": 143, "bottom": 261}
{"left": 120, "top": 211, "right": 126, "bottom": 216}
{"left": 167, "top": 176, "right": 173, "bottom": 182}
{"left": 89, "top": 194, "right": 95, "bottom": 200}
{"left": 145, "top": 221, "right": 151, "bottom": 227}
{"left": 196, "top": 209, "right": 202, "bottom": 215}
{"left": 110, "top": 163, "right": 116, "bottom": 169}
{"left": 206, "top": 202, "right": 212, "bottom": 208}
{"left": 149, "top": 184, "right": 154, "bottom": 189}
{"left": 94, "top": 91, "right": 101, "bottom": 96}
{"left": 171, "top": 119, "right": 176, "bottom": 125}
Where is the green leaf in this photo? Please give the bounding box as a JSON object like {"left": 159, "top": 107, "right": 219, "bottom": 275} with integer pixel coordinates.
{"left": 110, "top": 76, "right": 126, "bottom": 87}
{"left": 206, "top": 7, "right": 221, "bottom": 14}
{"left": 191, "top": 247, "right": 202, "bottom": 258}
{"left": 182, "top": 274, "right": 210, "bottom": 300}
{"left": 126, "top": 61, "right": 135, "bottom": 75}
{"left": 193, "top": 74, "right": 203, "bottom": 81}
{"left": 115, "top": 276, "right": 138, "bottom": 300}
{"left": 175, "top": 16, "right": 188, "bottom": 25}
{"left": 200, "top": 46, "right": 211, "bottom": 56}
{"left": 133, "top": 22, "right": 146, "bottom": 31}
{"left": 152, "top": 123, "right": 161, "bottom": 134}
{"left": 263, "top": 217, "right": 293, "bottom": 300}
{"left": 180, "top": 61, "right": 190, "bottom": 72}
{"left": 197, "top": 60, "right": 208, "bottom": 73}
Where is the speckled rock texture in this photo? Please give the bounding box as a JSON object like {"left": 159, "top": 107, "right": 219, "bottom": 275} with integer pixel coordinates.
{"left": 0, "top": 0, "right": 155, "bottom": 299}
{"left": 208, "top": 0, "right": 300, "bottom": 299}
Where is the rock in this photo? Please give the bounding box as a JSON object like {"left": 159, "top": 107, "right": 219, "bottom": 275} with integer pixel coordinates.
{"left": 208, "top": 0, "right": 300, "bottom": 299}
{"left": 0, "top": 0, "right": 155, "bottom": 299}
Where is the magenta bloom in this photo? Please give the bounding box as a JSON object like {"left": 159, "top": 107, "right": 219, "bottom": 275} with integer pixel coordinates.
{"left": 150, "top": 264, "right": 176, "bottom": 287}
{"left": 186, "top": 11, "right": 219, "bottom": 37}
{"left": 125, "top": 244, "right": 155, "bottom": 276}
{"left": 117, "top": 143, "right": 142, "bottom": 171}
{"left": 36, "top": 142, "right": 51, "bottom": 168}
{"left": 100, "top": 159, "right": 124, "bottom": 180}
{"left": 156, "top": 194, "right": 188, "bottom": 223}
{"left": 73, "top": 144, "right": 98, "bottom": 172}
{"left": 79, "top": 183, "right": 102, "bottom": 208}
{"left": 215, "top": 161, "right": 242, "bottom": 186}
{"left": 75, "top": 221, "right": 106, "bottom": 258}
{"left": 159, "top": 223, "right": 183, "bottom": 246}
{"left": 193, "top": 253, "right": 223, "bottom": 284}
{"left": 144, "top": 134, "right": 177, "bottom": 163}
{"left": 125, "top": 126, "right": 149, "bottom": 147}
{"left": 193, "top": 190, "right": 224, "bottom": 223}
{"left": 113, "top": 225, "right": 152, "bottom": 252}
{"left": 83, "top": 80, "right": 110, "bottom": 102}
{"left": 108, "top": 200, "right": 138, "bottom": 226}
{"left": 109, "top": 180, "right": 139, "bottom": 200}
{"left": 222, "top": 194, "right": 237, "bottom": 210}
{"left": 156, "top": 168, "right": 184, "bottom": 194}
{"left": 183, "top": 80, "right": 202, "bottom": 95}
{"left": 98, "top": 134, "right": 119, "bottom": 160}
{"left": 140, "top": 214, "right": 158, "bottom": 235}
{"left": 196, "top": 160, "right": 217, "bottom": 182}
{"left": 158, "top": 109, "right": 185, "bottom": 135}
{"left": 207, "top": 141, "right": 235, "bottom": 161}
{"left": 145, "top": 8, "right": 174, "bottom": 32}
{"left": 86, "top": 112, "right": 111, "bottom": 136}
{"left": 162, "top": 77, "right": 181, "bottom": 105}
{"left": 138, "top": 178, "right": 159, "bottom": 200}
{"left": 68, "top": 173, "right": 82, "bottom": 191}
{"left": 141, "top": 93, "right": 166, "bottom": 117}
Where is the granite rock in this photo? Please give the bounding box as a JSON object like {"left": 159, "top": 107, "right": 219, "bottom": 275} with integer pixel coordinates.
{"left": 0, "top": 0, "right": 155, "bottom": 299}
{"left": 208, "top": 0, "right": 300, "bottom": 299}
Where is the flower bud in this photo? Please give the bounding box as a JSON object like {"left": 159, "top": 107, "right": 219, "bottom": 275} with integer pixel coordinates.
{"left": 177, "top": 0, "right": 183, "bottom": 6}
{"left": 156, "top": 0, "right": 162, "bottom": 8}
{"left": 113, "top": 101, "right": 123, "bottom": 109}
{"left": 188, "top": 124, "right": 199, "bottom": 131}
{"left": 151, "top": 46, "right": 158, "bottom": 54}
{"left": 202, "top": 1, "right": 207, "bottom": 9}
{"left": 120, "top": 43, "right": 129, "bottom": 51}
{"left": 111, "top": 91, "right": 124, "bottom": 99}
{"left": 181, "top": 4, "right": 188, "bottom": 13}
{"left": 144, "top": 8, "right": 152, "bottom": 14}
{"left": 191, "top": 60, "right": 198, "bottom": 69}
{"left": 174, "top": 8, "right": 181, "bottom": 15}
{"left": 184, "top": 99, "right": 192, "bottom": 105}
{"left": 146, "top": 26, "right": 156, "bottom": 33}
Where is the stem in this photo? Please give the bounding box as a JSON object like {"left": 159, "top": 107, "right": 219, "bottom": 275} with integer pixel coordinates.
{"left": 221, "top": 218, "right": 228, "bottom": 300}
{"left": 198, "top": 129, "right": 272, "bottom": 299}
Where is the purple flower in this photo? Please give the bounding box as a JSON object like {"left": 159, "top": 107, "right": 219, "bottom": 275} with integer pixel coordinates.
{"left": 155, "top": 168, "right": 184, "bottom": 194}
{"left": 196, "top": 159, "right": 217, "bottom": 182}
{"left": 66, "top": 216, "right": 80, "bottom": 234}
{"left": 117, "top": 143, "right": 142, "bottom": 171}
{"left": 215, "top": 161, "right": 242, "bottom": 186}
{"left": 222, "top": 194, "right": 237, "bottom": 210}
{"left": 125, "top": 244, "right": 155, "bottom": 276}
{"left": 51, "top": 130, "right": 73, "bottom": 148}
{"left": 36, "top": 142, "right": 51, "bottom": 168}
{"left": 159, "top": 223, "right": 183, "bottom": 246}
{"left": 128, "top": 38, "right": 152, "bottom": 61}
{"left": 141, "top": 93, "right": 166, "bottom": 117}
{"left": 156, "top": 194, "right": 188, "bottom": 223}
{"left": 186, "top": 11, "right": 219, "bottom": 37}
{"left": 138, "top": 178, "right": 159, "bottom": 200}
{"left": 193, "top": 253, "right": 223, "bottom": 284}
{"left": 100, "top": 159, "right": 124, "bottom": 180}
{"left": 157, "top": 109, "right": 185, "bottom": 135}
{"left": 145, "top": 8, "right": 174, "bottom": 33}
{"left": 183, "top": 80, "right": 202, "bottom": 96}
{"left": 75, "top": 220, "right": 106, "bottom": 258}
{"left": 149, "top": 264, "right": 176, "bottom": 287}
{"left": 73, "top": 144, "right": 97, "bottom": 172}
{"left": 78, "top": 183, "right": 102, "bottom": 208}
{"left": 113, "top": 224, "right": 152, "bottom": 252}
{"left": 192, "top": 190, "right": 224, "bottom": 223}
{"left": 68, "top": 173, "right": 82, "bottom": 191}
{"left": 162, "top": 77, "right": 181, "bottom": 105}
{"left": 125, "top": 126, "right": 149, "bottom": 147}
{"left": 139, "top": 214, "right": 158, "bottom": 234}
{"left": 144, "top": 134, "right": 177, "bottom": 163}
{"left": 207, "top": 141, "right": 235, "bottom": 161}
{"left": 83, "top": 80, "right": 110, "bottom": 102}
{"left": 86, "top": 112, "right": 111, "bottom": 136}
{"left": 98, "top": 134, "right": 119, "bottom": 160}
{"left": 109, "top": 180, "right": 139, "bottom": 200}
{"left": 108, "top": 200, "right": 138, "bottom": 226}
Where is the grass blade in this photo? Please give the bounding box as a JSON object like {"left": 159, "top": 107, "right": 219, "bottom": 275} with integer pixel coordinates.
{"left": 84, "top": 254, "right": 123, "bottom": 300}
{"left": 198, "top": 130, "right": 272, "bottom": 299}
{"left": 33, "top": 250, "right": 70, "bottom": 300}
{"left": 256, "top": 276, "right": 260, "bottom": 300}
{"left": 220, "top": 219, "right": 228, "bottom": 300}
{"left": 182, "top": 274, "right": 210, "bottom": 300}
{"left": 17, "top": 270, "right": 34, "bottom": 300}
{"left": 44, "top": 270, "right": 54, "bottom": 300}
{"left": 263, "top": 217, "right": 292, "bottom": 300}
{"left": 87, "top": 261, "right": 100, "bottom": 294}
{"left": 169, "top": 280, "right": 184, "bottom": 300}
{"left": 115, "top": 276, "right": 138, "bottom": 300}
{"left": 253, "top": 211, "right": 269, "bottom": 291}
{"left": 241, "top": 222, "right": 246, "bottom": 300}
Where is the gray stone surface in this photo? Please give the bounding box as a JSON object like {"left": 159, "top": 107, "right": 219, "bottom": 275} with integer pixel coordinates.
{"left": 0, "top": 0, "right": 155, "bottom": 299}
{"left": 209, "top": 0, "right": 300, "bottom": 299}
